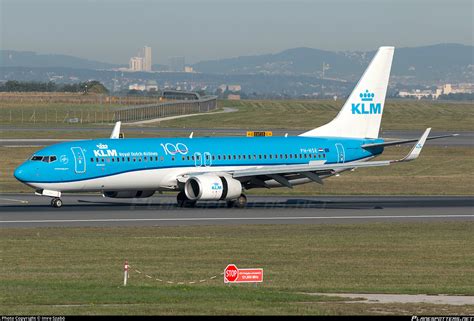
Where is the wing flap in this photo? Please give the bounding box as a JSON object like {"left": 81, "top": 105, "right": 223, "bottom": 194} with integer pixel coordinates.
{"left": 232, "top": 160, "right": 391, "bottom": 178}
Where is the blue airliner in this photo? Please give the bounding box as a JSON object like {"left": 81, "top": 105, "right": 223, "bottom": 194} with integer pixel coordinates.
{"left": 13, "top": 47, "right": 455, "bottom": 208}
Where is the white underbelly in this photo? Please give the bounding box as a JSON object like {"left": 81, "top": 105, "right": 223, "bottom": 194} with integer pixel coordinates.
{"left": 30, "top": 165, "right": 263, "bottom": 192}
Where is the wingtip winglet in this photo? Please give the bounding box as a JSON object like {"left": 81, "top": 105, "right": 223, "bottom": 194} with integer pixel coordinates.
{"left": 398, "top": 128, "right": 431, "bottom": 162}
{"left": 110, "top": 121, "right": 122, "bottom": 139}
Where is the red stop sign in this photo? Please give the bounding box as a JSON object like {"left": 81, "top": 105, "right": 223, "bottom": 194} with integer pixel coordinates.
{"left": 224, "top": 264, "right": 239, "bottom": 283}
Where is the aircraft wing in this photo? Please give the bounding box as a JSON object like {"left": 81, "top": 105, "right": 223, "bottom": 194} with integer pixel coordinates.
{"left": 230, "top": 128, "right": 432, "bottom": 187}
{"left": 361, "top": 132, "right": 457, "bottom": 149}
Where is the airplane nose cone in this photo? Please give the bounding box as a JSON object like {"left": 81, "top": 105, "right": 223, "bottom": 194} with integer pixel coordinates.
{"left": 14, "top": 164, "right": 28, "bottom": 182}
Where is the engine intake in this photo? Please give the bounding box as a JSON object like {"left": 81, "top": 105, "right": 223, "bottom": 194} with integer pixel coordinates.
{"left": 185, "top": 175, "right": 242, "bottom": 201}
{"left": 103, "top": 190, "right": 155, "bottom": 198}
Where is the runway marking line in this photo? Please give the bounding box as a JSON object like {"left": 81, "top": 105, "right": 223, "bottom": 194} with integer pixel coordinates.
{"left": 0, "top": 198, "right": 29, "bottom": 204}
{"left": 1, "top": 214, "right": 473, "bottom": 224}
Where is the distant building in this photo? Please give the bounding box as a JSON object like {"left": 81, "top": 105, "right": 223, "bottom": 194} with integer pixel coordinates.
{"left": 143, "top": 46, "right": 152, "bottom": 72}
{"left": 227, "top": 94, "right": 241, "bottom": 100}
{"left": 128, "top": 83, "right": 146, "bottom": 91}
{"left": 145, "top": 80, "right": 158, "bottom": 91}
{"left": 129, "top": 46, "right": 152, "bottom": 72}
{"left": 399, "top": 83, "right": 474, "bottom": 100}
{"left": 398, "top": 89, "right": 434, "bottom": 100}
{"left": 228, "top": 85, "right": 241, "bottom": 92}
{"left": 168, "top": 56, "right": 185, "bottom": 72}
{"left": 129, "top": 57, "right": 144, "bottom": 72}
{"left": 441, "top": 83, "right": 474, "bottom": 95}
{"left": 184, "top": 66, "right": 194, "bottom": 73}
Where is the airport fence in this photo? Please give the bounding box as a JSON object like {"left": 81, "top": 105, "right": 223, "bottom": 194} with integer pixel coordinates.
{"left": 0, "top": 93, "right": 164, "bottom": 105}
{"left": 0, "top": 95, "right": 218, "bottom": 125}
{"left": 113, "top": 96, "right": 218, "bottom": 122}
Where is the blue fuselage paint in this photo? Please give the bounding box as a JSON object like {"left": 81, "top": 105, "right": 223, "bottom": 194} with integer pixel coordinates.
{"left": 14, "top": 136, "right": 384, "bottom": 185}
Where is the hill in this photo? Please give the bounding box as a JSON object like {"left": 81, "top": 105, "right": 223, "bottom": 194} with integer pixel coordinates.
{"left": 0, "top": 50, "right": 122, "bottom": 70}
{"left": 193, "top": 43, "right": 473, "bottom": 83}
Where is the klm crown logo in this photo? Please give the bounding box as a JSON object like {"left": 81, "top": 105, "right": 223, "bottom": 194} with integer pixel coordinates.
{"left": 352, "top": 89, "right": 381, "bottom": 115}
{"left": 360, "top": 89, "right": 375, "bottom": 102}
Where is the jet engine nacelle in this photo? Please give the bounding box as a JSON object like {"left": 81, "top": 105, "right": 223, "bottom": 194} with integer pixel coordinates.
{"left": 184, "top": 174, "right": 242, "bottom": 201}
{"left": 103, "top": 190, "right": 155, "bottom": 198}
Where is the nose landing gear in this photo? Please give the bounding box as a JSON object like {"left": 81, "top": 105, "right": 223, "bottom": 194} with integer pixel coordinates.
{"left": 51, "top": 197, "right": 63, "bottom": 208}
{"left": 35, "top": 189, "right": 63, "bottom": 208}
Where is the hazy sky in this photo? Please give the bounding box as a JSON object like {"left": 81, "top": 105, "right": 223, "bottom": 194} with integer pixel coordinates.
{"left": 1, "top": 0, "right": 473, "bottom": 64}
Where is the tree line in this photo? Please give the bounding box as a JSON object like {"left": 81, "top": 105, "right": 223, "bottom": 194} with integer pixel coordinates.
{"left": 0, "top": 80, "right": 109, "bottom": 94}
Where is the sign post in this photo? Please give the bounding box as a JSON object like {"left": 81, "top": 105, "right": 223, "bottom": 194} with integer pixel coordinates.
{"left": 224, "top": 264, "right": 263, "bottom": 285}
{"left": 123, "top": 259, "right": 129, "bottom": 286}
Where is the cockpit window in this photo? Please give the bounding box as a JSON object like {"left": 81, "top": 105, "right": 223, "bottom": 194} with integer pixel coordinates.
{"left": 31, "top": 155, "right": 57, "bottom": 163}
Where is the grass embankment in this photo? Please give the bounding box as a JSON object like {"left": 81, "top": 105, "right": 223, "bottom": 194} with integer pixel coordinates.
{"left": 1, "top": 146, "right": 472, "bottom": 195}
{"left": 0, "top": 99, "right": 472, "bottom": 132}
{"left": 162, "top": 99, "right": 474, "bottom": 132}
{"left": 1, "top": 223, "right": 473, "bottom": 315}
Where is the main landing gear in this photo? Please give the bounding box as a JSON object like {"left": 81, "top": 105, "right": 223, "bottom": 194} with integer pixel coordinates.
{"left": 226, "top": 194, "right": 247, "bottom": 209}
{"left": 50, "top": 197, "right": 63, "bottom": 208}
{"left": 176, "top": 191, "right": 197, "bottom": 208}
{"left": 176, "top": 192, "right": 248, "bottom": 208}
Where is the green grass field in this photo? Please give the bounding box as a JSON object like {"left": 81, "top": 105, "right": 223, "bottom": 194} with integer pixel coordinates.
{"left": 2, "top": 145, "right": 472, "bottom": 195}
{"left": 161, "top": 99, "right": 474, "bottom": 132}
{"left": 1, "top": 223, "right": 473, "bottom": 315}
{"left": 0, "top": 99, "right": 473, "bottom": 132}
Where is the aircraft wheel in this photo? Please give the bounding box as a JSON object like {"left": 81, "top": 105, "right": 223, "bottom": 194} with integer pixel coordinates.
{"left": 234, "top": 194, "right": 247, "bottom": 209}
{"left": 177, "top": 192, "right": 196, "bottom": 208}
{"left": 51, "top": 197, "right": 63, "bottom": 208}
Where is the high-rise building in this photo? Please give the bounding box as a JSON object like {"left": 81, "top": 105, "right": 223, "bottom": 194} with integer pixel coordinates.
{"left": 143, "top": 46, "right": 152, "bottom": 71}
{"left": 129, "top": 57, "right": 144, "bottom": 71}
{"left": 128, "top": 46, "right": 152, "bottom": 72}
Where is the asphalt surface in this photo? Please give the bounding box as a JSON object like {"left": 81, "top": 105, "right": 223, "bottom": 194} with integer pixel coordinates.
{"left": 0, "top": 130, "right": 471, "bottom": 147}
{"left": 307, "top": 293, "right": 474, "bottom": 306}
{"left": 1, "top": 194, "right": 472, "bottom": 228}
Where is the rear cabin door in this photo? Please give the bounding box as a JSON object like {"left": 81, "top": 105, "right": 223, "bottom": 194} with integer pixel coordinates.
{"left": 335, "top": 143, "right": 345, "bottom": 163}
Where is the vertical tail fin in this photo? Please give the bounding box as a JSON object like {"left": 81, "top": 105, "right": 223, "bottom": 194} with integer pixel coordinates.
{"left": 300, "top": 46, "right": 394, "bottom": 139}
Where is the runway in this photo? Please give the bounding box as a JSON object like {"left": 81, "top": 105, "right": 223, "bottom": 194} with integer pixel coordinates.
{"left": 1, "top": 194, "right": 472, "bottom": 228}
